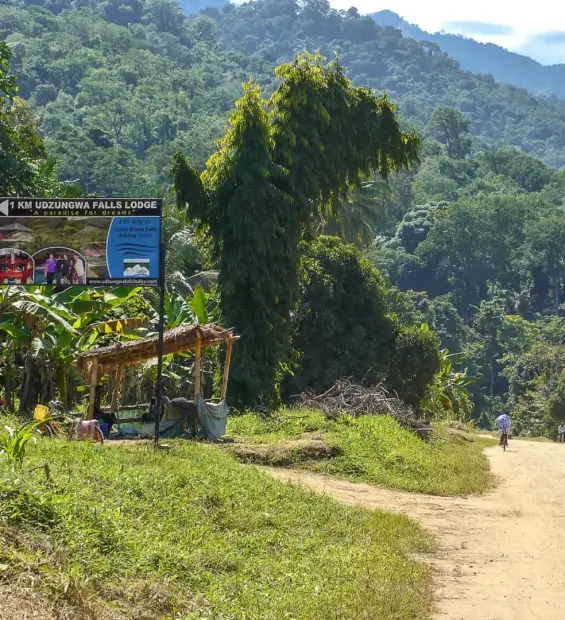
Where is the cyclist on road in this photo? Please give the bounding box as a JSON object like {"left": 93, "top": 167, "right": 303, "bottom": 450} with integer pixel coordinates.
{"left": 495, "top": 412, "right": 511, "bottom": 447}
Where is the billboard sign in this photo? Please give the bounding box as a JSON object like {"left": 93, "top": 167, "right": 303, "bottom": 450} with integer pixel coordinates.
{"left": 0, "top": 198, "right": 162, "bottom": 286}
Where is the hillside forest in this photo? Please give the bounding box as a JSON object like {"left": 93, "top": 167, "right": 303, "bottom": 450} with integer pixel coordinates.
{"left": 372, "top": 10, "right": 565, "bottom": 101}
{"left": 3, "top": 0, "right": 565, "bottom": 436}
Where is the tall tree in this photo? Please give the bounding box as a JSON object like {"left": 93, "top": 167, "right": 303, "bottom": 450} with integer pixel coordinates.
{"left": 174, "top": 55, "right": 419, "bottom": 407}
{"left": 427, "top": 106, "right": 472, "bottom": 159}
{"left": 0, "top": 42, "right": 45, "bottom": 195}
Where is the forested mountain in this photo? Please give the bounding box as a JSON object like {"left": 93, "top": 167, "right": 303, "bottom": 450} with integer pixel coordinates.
{"left": 5, "top": 0, "right": 565, "bottom": 434}
{"left": 4, "top": 0, "right": 565, "bottom": 200}
{"left": 372, "top": 10, "right": 565, "bottom": 101}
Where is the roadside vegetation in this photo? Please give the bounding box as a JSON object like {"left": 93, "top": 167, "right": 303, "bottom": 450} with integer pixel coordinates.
{"left": 0, "top": 431, "right": 434, "bottom": 620}
{"left": 227, "top": 411, "right": 495, "bottom": 495}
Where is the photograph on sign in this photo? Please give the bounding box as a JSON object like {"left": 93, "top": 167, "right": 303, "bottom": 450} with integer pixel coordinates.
{"left": 0, "top": 198, "right": 162, "bottom": 286}
{"left": 0, "top": 248, "right": 34, "bottom": 285}
{"left": 33, "top": 247, "right": 87, "bottom": 285}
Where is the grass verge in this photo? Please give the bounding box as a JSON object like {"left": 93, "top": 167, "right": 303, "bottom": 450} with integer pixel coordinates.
{"left": 0, "top": 434, "right": 434, "bottom": 619}
{"left": 227, "top": 411, "right": 496, "bottom": 495}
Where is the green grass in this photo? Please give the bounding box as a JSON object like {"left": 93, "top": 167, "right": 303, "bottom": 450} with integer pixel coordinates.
{"left": 227, "top": 411, "right": 496, "bottom": 495}
{"left": 0, "top": 434, "right": 435, "bottom": 619}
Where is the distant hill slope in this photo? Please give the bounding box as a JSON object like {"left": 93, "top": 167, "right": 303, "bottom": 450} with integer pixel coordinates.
{"left": 371, "top": 10, "right": 565, "bottom": 100}
{"left": 212, "top": 1, "right": 565, "bottom": 167}
{"left": 5, "top": 0, "right": 565, "bottom": 197}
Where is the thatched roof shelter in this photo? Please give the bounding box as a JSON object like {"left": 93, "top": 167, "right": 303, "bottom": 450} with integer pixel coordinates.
{"left": 79, "top": 323, "right": 238, "bottom": 368}
{"left": 79, "top": 323, "right": 239, "bottom": 419}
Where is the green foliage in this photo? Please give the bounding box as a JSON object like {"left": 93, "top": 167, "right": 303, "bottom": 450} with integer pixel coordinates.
{"left": 175, "top": 56, "right": 419, "bottom": 408}
{"left": 416, "top": 196, "right": 528, "bottom": 312}
{"left": 0, "top": 286, "right": 149, "bottom": 413}
{"left": 548, "top": 371, "right": 565, "bottom": 423}
{"left": 318, "top": 177, "right": 390, "bottom": 248}
{"left": 189, "top": 285, "right": 208, "bottom": 324}
{"left": 0, "top": 420, "right": 39, "bottom": 467}
{"left": 0, "top": 42, "right": 46, "bottom": 194}
{"left": 0, "top": 437, "right": 434, "bottom": 618}
{"left": 7, "top": 0, "right": 565, "bottom": 197}
{"left": 287, "top": 236, "right": 396, "bottom": 397}
{"left": 8, "top": 0, "right": 565, "bottom": 429}
{"left": 387, "top": 324, "right": 441, "bottom": 410}
{"left": 420, "top": 350, "right": 475, "bottom": 421}
{"left": 503, "top": 343, "right": 565, "bottom": 436}
{"left": 480, "top": 146, "right": 554, "bottom": 193}
{"left": 427, "top": 106, "right": 472, "bottom": 159}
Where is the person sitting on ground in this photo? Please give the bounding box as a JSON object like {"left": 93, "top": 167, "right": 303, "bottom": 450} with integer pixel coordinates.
{"left": 495, "top": 412, "right": 511, "bottom": 445}
{"left": 558, "top": 422, "right": 565, "bottom": 443}
{"left": 92, "top": 384, "right": 116, "bottom": 434}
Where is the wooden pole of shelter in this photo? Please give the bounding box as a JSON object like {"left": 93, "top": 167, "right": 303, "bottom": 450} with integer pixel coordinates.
{"left": 111, "top": 364, "right": 123, "bottom": 432}
{"left": 220, "top": 340, "right": 233, "bottom": 400}
{"left": 110, "top": 365, "right": 123, "bottom": 411}
{"left": 87, "top": 360, "right": 99, "bottom": 420}
{"left": 194, "top": 331, "right": 202, "bottom": 400}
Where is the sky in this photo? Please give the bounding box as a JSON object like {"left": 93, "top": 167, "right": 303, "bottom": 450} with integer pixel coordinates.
{"left": 330, "top": 0, "right": 565, "bottom": 65}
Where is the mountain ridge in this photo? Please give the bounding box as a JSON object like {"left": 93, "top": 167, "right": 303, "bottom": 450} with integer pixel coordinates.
{"left": 371, "top": 9, "right": 565, "bottom": 100}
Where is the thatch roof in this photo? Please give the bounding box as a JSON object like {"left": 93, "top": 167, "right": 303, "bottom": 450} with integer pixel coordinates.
{"left": 79, "top": 323, "right": 238, "bottom": 368}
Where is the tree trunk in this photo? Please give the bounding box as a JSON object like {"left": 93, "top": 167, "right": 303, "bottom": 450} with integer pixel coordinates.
{"left": 490, "top": 356, "right": 494, "bottom": 398}
{"left": 19, "top": 353, "right": 38, "bottom": 416}
{"left": 5, "top": 373, "right": 13, "bottom": 412}
{"left": 58, "top": 366, "right": 67, "bottom": 406}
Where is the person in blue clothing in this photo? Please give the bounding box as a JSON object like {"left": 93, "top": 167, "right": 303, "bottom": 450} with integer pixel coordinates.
{"left": 495, "top": 412, "right": 511, "bottom": 447}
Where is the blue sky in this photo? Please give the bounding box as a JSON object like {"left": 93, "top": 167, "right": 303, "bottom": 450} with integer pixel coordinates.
{"left": 331, "top": 1, "right": 565, "bottom": 65}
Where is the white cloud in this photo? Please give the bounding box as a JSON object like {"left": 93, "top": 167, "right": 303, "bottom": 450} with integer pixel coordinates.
{"left": 328, "top": 0, "right": 565, "bottom": 63}
{"left": 333, "top": 0, "right": 563, "bottom": 36}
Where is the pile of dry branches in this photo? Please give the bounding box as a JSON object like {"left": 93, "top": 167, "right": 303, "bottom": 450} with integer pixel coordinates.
{"left": 299, "top": 379, "right": 431, "bottom": 439}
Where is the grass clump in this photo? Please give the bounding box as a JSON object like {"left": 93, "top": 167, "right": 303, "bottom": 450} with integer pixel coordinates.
{"left": 0, "top": 436, "right": 434, "bottom": 619}
{"left": 227, "top": 411, "right": 495, "bottom": 495}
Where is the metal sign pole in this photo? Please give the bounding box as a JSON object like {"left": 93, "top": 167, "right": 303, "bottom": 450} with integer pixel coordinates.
{"left": 153, "top": 239, "right": 166, "bottom": 449}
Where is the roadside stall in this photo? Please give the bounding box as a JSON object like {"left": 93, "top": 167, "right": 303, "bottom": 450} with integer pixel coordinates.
{"left": 77, "top": 323, "right": 239, "bottom": 439}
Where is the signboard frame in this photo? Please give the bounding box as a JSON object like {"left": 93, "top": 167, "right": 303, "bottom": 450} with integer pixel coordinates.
{"left": 0, "top": 197, "right": 163, "bottom": 287}
{"left": 0, "top": 196, "right": 167, "bottom": 447}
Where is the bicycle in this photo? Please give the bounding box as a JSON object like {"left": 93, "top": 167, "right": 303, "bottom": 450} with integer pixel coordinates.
{"left": 500, "top": 430, "right": 509, "bottom": 451}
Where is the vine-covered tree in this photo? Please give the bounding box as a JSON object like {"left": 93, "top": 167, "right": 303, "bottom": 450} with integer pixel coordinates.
{"left": 174, "top": 54, "right": 420, "bottom": 407}
{"left": 0, "top": 42, "right": 45, "bottom": 195}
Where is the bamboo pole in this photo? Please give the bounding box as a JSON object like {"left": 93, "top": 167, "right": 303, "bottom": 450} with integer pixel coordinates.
{"left": 110, "top": 365, "right": 123, "bottom": 411}
{"left": 111, "top": 364, "right": 123, "bottom": 433}
{"left": 194, "top": 331, "right": 202, "bottom": 400}
{"left": 220, "top": 340, "right": 233, "bottom": 400}
{"left": 87, "top": 360, "right": 98, "bottom": 420}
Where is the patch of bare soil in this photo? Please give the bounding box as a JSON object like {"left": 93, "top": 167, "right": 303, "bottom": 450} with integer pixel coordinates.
{"left": 224, "top": 434, "right": 340, "bottom": 466}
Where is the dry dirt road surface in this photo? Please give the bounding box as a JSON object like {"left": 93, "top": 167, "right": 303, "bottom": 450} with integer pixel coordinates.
{"left": 264, "top": 440, "right": 565, "bottom": 620}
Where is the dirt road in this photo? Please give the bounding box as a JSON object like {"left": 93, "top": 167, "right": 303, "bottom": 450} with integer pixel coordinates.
{"left": 265, "top": 440, "right": 565, "bottom": 619}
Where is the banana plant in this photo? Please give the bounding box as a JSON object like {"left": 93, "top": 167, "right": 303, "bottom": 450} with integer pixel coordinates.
{"left": 0, "top": 286, "right": 151, "bottom": 412}
{"left": 429, "top": 348, "right": 477, "bottom": 418}
{"left": 0, "top": 420, "right": 41, "bottom": 468}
